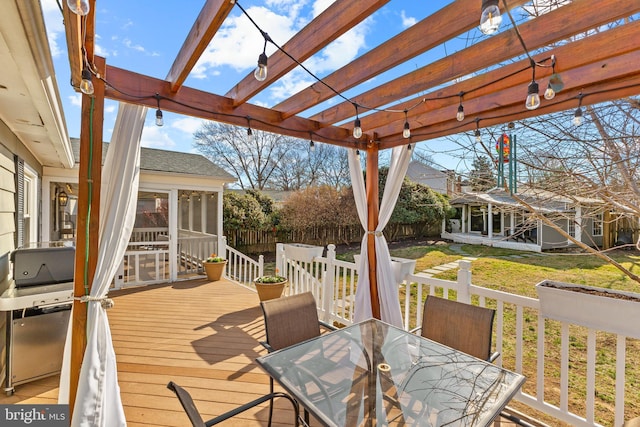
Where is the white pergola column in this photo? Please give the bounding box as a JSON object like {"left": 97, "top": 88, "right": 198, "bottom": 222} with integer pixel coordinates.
{"left": 488, "top": 203, "right": 493, "bottom": 238}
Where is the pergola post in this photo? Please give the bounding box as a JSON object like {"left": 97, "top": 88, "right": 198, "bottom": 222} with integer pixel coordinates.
{"left": 69, "top": 56, "right": 105, "bottom": 413}
{"left": 365, "top": 146, "right": 380, "bottom": 319}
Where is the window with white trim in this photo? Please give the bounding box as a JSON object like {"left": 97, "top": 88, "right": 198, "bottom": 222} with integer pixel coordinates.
{"left": 592, "top": 213, "right": 603, "bottom": 236}
{"left": 567, "top": 216, "right": 576, "bottom": 238}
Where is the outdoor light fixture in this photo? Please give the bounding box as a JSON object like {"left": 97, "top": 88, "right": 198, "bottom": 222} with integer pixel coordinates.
{"left": 155, "top": 94, "right": 163, "bottom": 127}
{"left": 80, "top": 68, "right": 94, "bottom": 95}
{"left": 352, "top": 104, "right": 362, "bottom": 139}
{"left": 67, "top": 0, "right": 90, "bottom": 16}
{"left": 544, "top": 55, "right": 563, "bottom": 100}
{"left": 525, "top": 63, "right": 540, "bottom": 110}
{"left": 573, "top": 93, "right": 584, "bottom": 126}
{"left": 403, "top": 110, "right": 411, "bottom": 139}
{"left": 309, "top": 133, "right": 315, "bottom": 152}
{"left": 254, "top": 35, "right": 269, "bottom": 82}
{"left": 246, "top": 117, "right": 254, "bottom": 141}
{"left": 58, "top": 191, "right": 68, "bottom": 207}
{"left": 456, "top": 93, "right": 465, "bottom": 121}
{"left": 407, "top": 143, "right": 412, "bottom": 150}
{"left": 474, "top": 118, "right": 481, "bottom": 142}
{"left": 480, "top": 0, "right": 502, "bottom": 35}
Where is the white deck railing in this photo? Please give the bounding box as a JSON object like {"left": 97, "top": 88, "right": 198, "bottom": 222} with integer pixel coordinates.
{"left": 277, "top": 243, "right": 636, "bottom": 427}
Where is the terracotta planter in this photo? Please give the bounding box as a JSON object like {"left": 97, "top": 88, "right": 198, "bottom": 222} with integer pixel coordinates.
{"left": 255, "top": 280, "right": 287, "bottom": 302}
{"left": 203, "top": 261, "right": 226, "bottom": 281}
{"left": 536, "top": 280, "right": 640, "bottom": 339}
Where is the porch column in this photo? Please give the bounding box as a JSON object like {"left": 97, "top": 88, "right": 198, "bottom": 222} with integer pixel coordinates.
{"left": 169, "top": 189, "right": 178, "bottom": 282}
{"left": 70, "top": 56, "right": 105, "bottom": 411}
{"left": 575, "top": 205, "right": 583, "bottom": 243}
{"left": 488, "top": 203, "right": 493, "bottom": 238}
{"left": 461, "top": 205, "right": 467, "bottom": 233}
{"left": 366, "top": 147, "right": 380, "bottom": 319}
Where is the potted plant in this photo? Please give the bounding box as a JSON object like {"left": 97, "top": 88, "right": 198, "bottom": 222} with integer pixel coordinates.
{"left": 203, "top": 254, "right": 227, "bottom": 282}
{"left": 254, "top": 273, "right": 287, "bottom": 302}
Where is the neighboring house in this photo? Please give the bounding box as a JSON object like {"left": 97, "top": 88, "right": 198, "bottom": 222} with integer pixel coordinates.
{"left": 406, "top": 161, "right": 455, "bottom": 195}
{"left": 442, "top": 186, "right": 622, "bottom": 252}
{"left": 43, "top": 140, "right": 236, "bottom": 287}
{"left": 0, "top": 2, "right": 73, "bottom": 279}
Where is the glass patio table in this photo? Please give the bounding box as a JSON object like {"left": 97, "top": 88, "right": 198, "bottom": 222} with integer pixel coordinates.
{"left": 256, "top": 318, "right": 525, "bottom": 427}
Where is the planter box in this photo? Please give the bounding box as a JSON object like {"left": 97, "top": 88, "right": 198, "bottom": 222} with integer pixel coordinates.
{"left": 536, "top": 280, "right": 640, "bottom": 339}
{"left": 283, "top": 243, "right": 324, "bottom": 263}
{"left": 354, "top": 255, "right": 416, "bottom": 283}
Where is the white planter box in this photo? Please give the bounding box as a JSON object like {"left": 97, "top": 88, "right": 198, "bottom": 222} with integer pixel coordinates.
{"left": 283, "top": 243, "right": 324, "bottom": 263}
{"left": 354, "top": 255, "right": 416, "bottom": 283}
{"left": 536, "top": 280, "right": 640, "bottom": 339}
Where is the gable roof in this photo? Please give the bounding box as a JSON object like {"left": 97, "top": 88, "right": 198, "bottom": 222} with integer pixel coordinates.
{"left": 406, "top": 161, "right": 449, "bottom": 180}
{"left": 70, "top": 138, "right": 236, "bottom": 182}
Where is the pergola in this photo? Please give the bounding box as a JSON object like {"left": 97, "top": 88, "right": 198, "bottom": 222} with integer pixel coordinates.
{"left": 61, "top": 0, "right": 640, "bottom": 416}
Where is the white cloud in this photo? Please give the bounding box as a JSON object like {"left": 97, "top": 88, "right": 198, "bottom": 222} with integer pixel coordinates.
{"left": 140, "top": 126, "right": 176, "bottom": 149}
{"left": 400, "top": 11, "right": 417, "bottom": 28}
{"left": 171, "top": 117, "right": 205, "bottom": 134}
{"left": 123, "top": 38, "right": 145, "bottom": 52}
{"left": 69, "top": 94, "right": 82, "bottom": 107}
{"left": 312, "top": 0, "right": 336, "bottom": 17}
{"left": 42, "top": 0, "right": 64, "bottom": 58}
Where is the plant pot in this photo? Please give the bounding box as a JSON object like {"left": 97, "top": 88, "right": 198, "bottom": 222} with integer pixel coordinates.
{"left": 255, "top": 280, "right": 287, "bottom": 302}
{"left": 203, "top": 261, "right": 226, "bottom": 281}
{"left": 536, "top": 280, "right": 640, "bottom": 339}
{"left": 283, "top": 243, "right": 324, "bottom": 263}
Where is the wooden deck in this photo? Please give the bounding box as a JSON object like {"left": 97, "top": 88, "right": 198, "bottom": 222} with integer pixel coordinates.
{"left": 0, "top": 278, "right": 522, "bottom": 426}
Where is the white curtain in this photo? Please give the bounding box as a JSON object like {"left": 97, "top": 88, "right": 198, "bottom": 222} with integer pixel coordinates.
{"left": 59, "top": 103, "right": 146, "bottom": 426}
{"left": 349, "top": 146, "right": 412, "bottom": 327}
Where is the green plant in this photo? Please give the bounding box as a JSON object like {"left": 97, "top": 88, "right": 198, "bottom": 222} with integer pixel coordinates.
{"left": 255, "top": 275, "right": 286, "bottom": 284}
{"left": 205, "top": 253, "right": 225, "bottom": 263}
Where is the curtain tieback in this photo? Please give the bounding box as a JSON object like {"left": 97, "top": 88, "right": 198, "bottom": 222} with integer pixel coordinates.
{"left": 76, "top": 295, "right": 115, "bottom": 309}
{"left": 366, "top": 230, "right": 383, "bottom": 237}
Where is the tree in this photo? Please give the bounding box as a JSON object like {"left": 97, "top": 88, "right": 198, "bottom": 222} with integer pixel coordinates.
{"left": 468, "top": 156, "right": 496, "bottom": 191}
{"left": 223, "top": 192, "right": 272, "bottom": 231}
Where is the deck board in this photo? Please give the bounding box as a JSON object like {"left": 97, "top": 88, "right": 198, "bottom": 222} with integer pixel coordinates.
{"left": 0, "top": 277, "right": 518, "bottom": 426}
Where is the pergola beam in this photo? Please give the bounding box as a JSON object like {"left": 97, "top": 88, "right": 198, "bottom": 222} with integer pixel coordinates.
{"left": 166, "top": 0, "right": 236, "bottom": 92}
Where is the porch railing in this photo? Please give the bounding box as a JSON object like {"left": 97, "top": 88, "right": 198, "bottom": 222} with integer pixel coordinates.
{"left": 277, "top": 243, "right": 635, "bottom": 427}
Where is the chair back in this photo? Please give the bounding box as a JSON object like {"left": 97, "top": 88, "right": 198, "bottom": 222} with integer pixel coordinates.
{"left": 261, "top": 292, "right": 321, "bottom": 351}
{"left": 420, "top": 296, "right": 495, "bottom": 361}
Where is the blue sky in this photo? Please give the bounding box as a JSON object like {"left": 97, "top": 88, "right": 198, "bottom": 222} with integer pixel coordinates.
{"left": 42, "top": 1, "right": 475, "bottom": 169}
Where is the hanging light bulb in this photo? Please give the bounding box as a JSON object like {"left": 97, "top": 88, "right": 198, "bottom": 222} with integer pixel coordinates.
{"left": 154, "top": 94, "right": 163, "bottom": 126}
{"left": 573, "top": 107, "right": 583, "bottom": 126}
{"left": 353, "top": 118, "right": 362, "bottom": 139}
{"left": 254, "top": 35, "right": 269, "bottom": 82}
{"left": 526, "top": 81, "right": 540, "bottom": 110}
{"left": 309, "top": 134, "right": 315, "bottom": 152}
{"left": 407, "top": 143, "right": 412, "bottom": 151}
{"left": 402, "top": 110, "right": 411, "bottom": 139}
{"left": 247, "top": 127, "right": 254, "bottom": 141}
{"left": 456, "top": 93, "right": 465, "bottom": 121}
{"left": 67, "top": 0, "right": 90, "bottom": 16}
{"left": 480, "top": 0, "right": 502, "bottom": 35}
{"left": 254, "top": 52, "right": 268, "bottom": 82}
{"left": 474, "top": 129, "right": 481, "bottom": 142}
{"left": 355, "top": 149, "right": 361, "bottom": 157}
{"left": 80, "top": 68, "right": 94, "bottom": 95}
{"left": 544, "top": 83, "right": 555, "bottom": 100}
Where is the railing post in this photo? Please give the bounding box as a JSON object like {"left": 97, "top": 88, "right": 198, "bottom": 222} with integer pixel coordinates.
{"left": 275, "top": 243, "right": 284, "bottom": 276}
{"left": 322, "top": 244, "right": 336, "bottom": 323}
{"left": 457, "top": 260, "right": 472, "bottom": 304}
{"left": 258, "top": 254, "right": 264, "bottom": 278}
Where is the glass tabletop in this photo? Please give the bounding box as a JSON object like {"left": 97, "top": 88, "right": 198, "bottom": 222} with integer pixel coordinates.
{"left": 256, "top": 318, "right": 525, "bottom": 427}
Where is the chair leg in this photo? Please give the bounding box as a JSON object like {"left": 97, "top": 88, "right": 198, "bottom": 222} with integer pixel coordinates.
{"left": 267, "top": 377, "right": 275, "bottom": 427}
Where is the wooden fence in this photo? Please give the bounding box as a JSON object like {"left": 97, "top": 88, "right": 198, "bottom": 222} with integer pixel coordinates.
{"left": 225, "top": 221, "right": 441, "bottom": 254}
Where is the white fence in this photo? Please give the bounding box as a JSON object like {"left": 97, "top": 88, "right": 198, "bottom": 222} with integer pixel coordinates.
{"left": 276, "top": 243, "right": 636, "bottom": 427}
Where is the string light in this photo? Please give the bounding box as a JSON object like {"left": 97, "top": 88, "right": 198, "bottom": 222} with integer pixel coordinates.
{"left": 353, "top": 104, "right": 362, "bottom": 139}
{"left": 155, "top": 93, "right": 163, "bottom": 127}
{"left": 246, "top": 117, "right": 254, "bottom": 141}
{"left": 456, "top": 92, "right": 465, "bottom": 122}
{"left": 67, "top": 0, "right": 90, "bottom": 16}
{"left": 573, "top": 93, "right": 584, "bottom": 126}
{"left": 525, "top": 62, "right": 540, "bottom": 110}
{"left": 402, "top": 110, "right": 411, "bottom": 139}
{"left": 480, "top": 0, "right": 502, "bottom": 35}
{"left": 254, "top": 33, "right": 269, "bottom": 82}
{"left": 80, "top": 68, "right": 94, "bottom": 95}
{"left": 475, "top": 118, "right": 481, "bottom": 142}
{"left": 309, "top": 133, "right": 315, "bottom": 152}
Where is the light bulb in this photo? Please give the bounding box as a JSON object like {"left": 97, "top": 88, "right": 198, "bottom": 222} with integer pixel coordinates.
{"left": 480, "top": 0, "right": 502, "bottom": 35}
{"left": 456, "top": 104, "right": 465, "bottom": 121}
{"left": 247, "top": 127, "right": 254, "bottom": 141}
{"left": 525, "top": 81, "right": 540, "bottom": 110}
{"left": 310, "top": 140, "right": 315, "bottom": 152}
{"left": 254, "top": 53, "right": 268, "bottom": 82}
{"left": 80, "top": 68, "right": 94, "bottom": 95}
{"left": 67, "top": 0, "right": 90, "bottom": 16}
{"left": 403, "top": 121, "right": 411, "bottom": 139}
{"left": 573, "top": 107, "right": 583, "bottom": 126}
{"left": 544, "top": 84, "right": 555, "bottom": 100}
{"left": 353, "top": 118, "right": 362, "bottom": 139}
{"left": 155, "top": 109, "right": 164, "bottom": 127}
{"left": 475, "top": 129, "right": 481, "bottom": 142}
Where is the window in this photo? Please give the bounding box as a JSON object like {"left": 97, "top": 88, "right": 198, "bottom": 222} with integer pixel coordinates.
{"left": 567, "top": 216, "right": 576, "bottom": 238}
{"left": 592, "top": 213, "right": 603, "bottom": 236}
